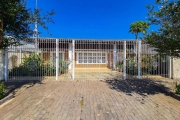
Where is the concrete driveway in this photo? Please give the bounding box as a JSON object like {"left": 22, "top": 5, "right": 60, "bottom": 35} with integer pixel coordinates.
{"left": 0, "top": 79, "right": 180, "bottom": 120}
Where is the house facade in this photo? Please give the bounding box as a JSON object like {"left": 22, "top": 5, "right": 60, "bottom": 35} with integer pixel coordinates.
{"left": 36, "top": 38, "right": 136, "bottom": 70}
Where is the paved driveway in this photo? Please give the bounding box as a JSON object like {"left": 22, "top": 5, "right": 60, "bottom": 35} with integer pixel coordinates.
{"left": 0, "top": 80, "right": 180, "bottom": 120}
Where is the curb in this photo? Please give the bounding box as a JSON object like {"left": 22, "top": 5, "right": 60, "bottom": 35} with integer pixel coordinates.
{"left": 0, "top": 93, "right": 14, "bottom": 105}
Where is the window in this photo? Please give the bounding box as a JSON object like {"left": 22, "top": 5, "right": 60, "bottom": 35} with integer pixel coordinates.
{"left": 77, "top": 52, "right": 107, "bottom": 64}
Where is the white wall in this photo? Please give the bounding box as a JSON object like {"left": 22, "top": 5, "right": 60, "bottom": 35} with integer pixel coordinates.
{"left": 172, "top": 58, "right": 180, "bottom": 80}
{"left": 0, "top": 50, "right": 4, "bottom": 80}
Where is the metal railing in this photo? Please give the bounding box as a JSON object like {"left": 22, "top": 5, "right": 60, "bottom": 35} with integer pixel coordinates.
{"left": 4, "top": 38, "right": 171, "bottom": 81}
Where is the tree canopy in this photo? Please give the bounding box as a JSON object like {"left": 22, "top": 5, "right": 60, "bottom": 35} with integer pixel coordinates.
{"left": 0, "top": 0, "right": 55, "bottom": 48}
{"left": 129, "top": 21, "right": 149, "bottom": 40}
{"left": 143, "top": 0, "right": 180, "bottom": 57}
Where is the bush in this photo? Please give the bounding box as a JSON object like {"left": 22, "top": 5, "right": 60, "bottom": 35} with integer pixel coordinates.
{"left": 116, "top": 61, "right": 123, "bottom": 72}
{"left": 9, "top": 53, "right": 46, "bottom": 76}
{"left": 126, "top": 57, "right": 138, "bottom": 75}
{"left": 9, "top": 54, "right": 69, "bottom": 76}
{"left": 176, "top": 84, "right": 180, "bottom": 95}
{"left": 59, "top": 59, "right": 68, "bottom": 74}
{"left": 0, "top": 82, "right": 5, "bottom": 100}
{"left": 43, "top": 65, "right": 56, "bottom": 76}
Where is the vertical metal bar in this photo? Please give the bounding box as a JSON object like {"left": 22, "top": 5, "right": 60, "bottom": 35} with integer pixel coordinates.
{"left": 72, "top": 39, "right": 75, "bottom": 80}
{"left": 4, "top": 48, "right": 8, "bottom": 81}
{"left": 138, "top": 41, "right": 141, "bottom": 79}
{"left": 56, "top": 39, "right": 59, "bottom": 80}
{"left": 123, "top": 41, "right": 126, "bottom": 80}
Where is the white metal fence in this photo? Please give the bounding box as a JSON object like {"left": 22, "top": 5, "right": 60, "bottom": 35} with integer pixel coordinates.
{"left": 4, "top": 38, "right": 171, "bottom": 81}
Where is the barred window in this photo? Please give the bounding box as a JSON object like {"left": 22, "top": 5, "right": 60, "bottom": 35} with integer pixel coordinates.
{"left": 77, "top": 52, "right": 107, "bottom": 64}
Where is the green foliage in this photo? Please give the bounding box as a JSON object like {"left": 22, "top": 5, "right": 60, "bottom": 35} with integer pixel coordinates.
{"left": 126, "top": 57, "right": 138, "bottom": 75}
{"left": 59, "top": 59, "right": 69, "bottom": 74}
{"left": 9, "top": 54, "right": 69, "bottom": 76}
{"left": 141, "top": 55, "right": 154, "bottom": 74}
{"left": 9, "top": 53, "right": 56, "bottom": 76}
{"left": 116, "top": 61, "right": 123, "bottom": 72}
{"left": 0, "top": 82, "right": 5, "bottom": 100}
{"left": 43, "top": 65, "right": 56, "bottom": 76}
{"left": 129, "top": 21, "right": 149, "bottom": 39}
{"left": 143, "top": 0, "right": 180, "bottom": 57}
{"left": 22, "top": 54, "right": 44, "bottom": 70}
{"left": 176, "top": 84, "right": 180, "bottom": 95}
{"left": 0, "top": 0, "right": 55, "bottom": 48}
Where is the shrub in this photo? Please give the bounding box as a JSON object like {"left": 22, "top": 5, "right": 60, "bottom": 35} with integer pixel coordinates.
{"left": 116, "top": 61, "right": 123, "bottom": 72}
{"left": 59, "top": 59, "right": 68, "bottom": 74}
{"left": 126, "top": 57, "right": 138, "bottom": 75}
{"left": 9, "top": 54, "right": 69, "bottom": 76}
{"left": 0, "top": 82, "right": 5, "bottom": 100}
{"left": 176, "top": 84, "right": 180, "bottom": 95}
{"left": 43, "top": 65, "right": 56, "bottom": 76}
{"left": 9, "top": 53, "right": 45, "bottom": 76}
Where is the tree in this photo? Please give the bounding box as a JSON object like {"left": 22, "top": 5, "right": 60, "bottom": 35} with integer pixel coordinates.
{"left": 143, "top": 0, "right": 180, "bottom": 57}
{"left": 0, "top": 0, "right": 55, "bottom": 49}
{"left": 129, "top": 21, "right": 149, "bottom": 59}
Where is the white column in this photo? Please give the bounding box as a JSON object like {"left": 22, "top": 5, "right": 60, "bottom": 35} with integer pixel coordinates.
{"left": 138, "top": 41, "right": 141, "bottom": 79}
{"left": 56, "top": 39, "right": 59, "bottom": 80}
{"left": 113, "top": 44, "right": 117, "bottom": 70}
{"left": 68, "top": 43, "right": 72, "bottom": 70}
{"left": 72, "top": 40, "right": 75, "bottom": 80}
{"left": 4, "top": 48, "right": 8, "bottom": 81}
{"left": 123, "top": 41, "right": 126, "bottom": 80}
{"left": 169, "top": 56, "right": 172, "bottom": 79}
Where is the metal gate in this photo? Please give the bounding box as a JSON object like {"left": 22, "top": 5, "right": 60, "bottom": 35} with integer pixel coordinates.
{"left": 4, "top": 38, "right": 171, "bottom": 81}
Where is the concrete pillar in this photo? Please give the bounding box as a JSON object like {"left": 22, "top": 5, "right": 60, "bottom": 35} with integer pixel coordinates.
{"left": 113, "top": 44, "right": 117, "bottom": 70}
{"left": 172, "top": 58, "right": 180, "bottom": 80}
{"left": 56, "top": 39, "right": 59, "bottom": 80}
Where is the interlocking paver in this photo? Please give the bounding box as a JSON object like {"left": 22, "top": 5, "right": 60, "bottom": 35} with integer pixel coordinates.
{"left": 0, "top": 80, "right": 180, "bottom": 120}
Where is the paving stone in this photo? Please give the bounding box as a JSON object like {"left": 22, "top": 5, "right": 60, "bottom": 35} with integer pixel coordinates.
{"left": 0, "top": 80, "right": 180, "bottom": 120}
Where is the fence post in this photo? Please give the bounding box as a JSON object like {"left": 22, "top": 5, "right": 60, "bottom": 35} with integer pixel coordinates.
{"left": 113, "top": 44, "right": 117, "bottom": 70}
{"left": 169, "top": 56, "right": 172, "bottom": 79}
{"left": 138, "top": 40, "right": 141, "bottom": 79}
{"left": 4, "top": 48, "right": 8, "bottom": 81}
{"left": 56, "top": 39, "right": 59, "bottom": 80}
{"left": 123, "top": 41, "right": 126, "bottom": 80}
{"left": 72, "top": 40, "right": 75, "bottom": 80}
{"left": 68, "top": 43, "right": 72, "bottom": 70}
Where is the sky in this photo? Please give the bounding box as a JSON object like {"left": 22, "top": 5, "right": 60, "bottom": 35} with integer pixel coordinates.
{"left": 27, "top": 0, "right": 156, "bottom": 39}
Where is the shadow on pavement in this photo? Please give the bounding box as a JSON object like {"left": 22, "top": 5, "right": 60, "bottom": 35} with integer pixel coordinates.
{"left": 4, "top": 80, "right": 43, "bottom": 96}
{"left": 105, "top": 79, "right": 170, "bottom": 97}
